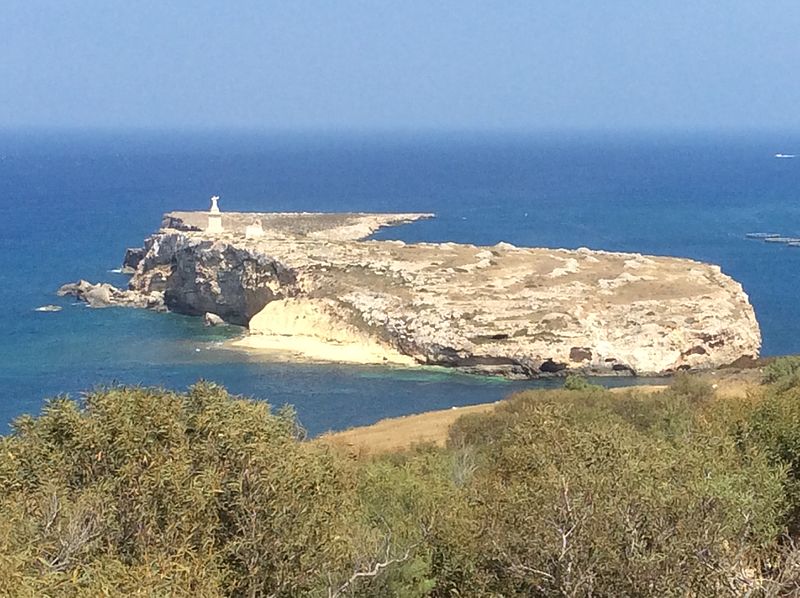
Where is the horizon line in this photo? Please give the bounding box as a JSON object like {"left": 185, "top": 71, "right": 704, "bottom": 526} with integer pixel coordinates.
{"left": 3, "top": 123, "right": 800, "bottom": 137}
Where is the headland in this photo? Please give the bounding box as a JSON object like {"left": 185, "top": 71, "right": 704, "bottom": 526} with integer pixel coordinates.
{"left": 59, "top": 207, "right": 761, "bottom": 378}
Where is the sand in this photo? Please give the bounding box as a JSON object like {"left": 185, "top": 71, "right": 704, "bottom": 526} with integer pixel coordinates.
{"left": 228, "top": 297, "right": 417, "bottom": 366}
{"left": 229, "top": 333, "right": 416, "bottom": 366}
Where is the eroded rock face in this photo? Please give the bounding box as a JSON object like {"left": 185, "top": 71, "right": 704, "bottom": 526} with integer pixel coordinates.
{"left": 61, "top": 211, "right": 762, "bottom": 378}
{"left": 122, "top": 247, "right": 145, "bottom": 273}
{"left": 161, "top": 241, "right": 297, "bottom": 325}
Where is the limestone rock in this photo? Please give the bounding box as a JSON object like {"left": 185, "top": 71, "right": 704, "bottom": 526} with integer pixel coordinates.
{"left": 203, "top": 312, "right": 226, "bottom": 326}
{"left": 85, "top": 284, "right": 113, "bottom": 307}
{"left": 154, "top": 240, "right": 298, "bottom": 325}
{"left": 62, "top": 211, "right": 762, "bottom": 378}
{"left": 58, "top": 280, "right": 164, "bottom": 310}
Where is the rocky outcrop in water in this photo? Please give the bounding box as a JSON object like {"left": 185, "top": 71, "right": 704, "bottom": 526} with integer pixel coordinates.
{"left": 58, "top": 280, "right": 164, "bottom": 310}
{"left": 203, "top": 312, "right": 227, "bottom": 326}
{"left": 60, "top": 210, "right": 762, "bottom": 378}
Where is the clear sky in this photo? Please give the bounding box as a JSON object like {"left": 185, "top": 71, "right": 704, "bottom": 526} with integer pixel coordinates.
{"left": 2, "top": 1, "right": 799, "bottom": 131}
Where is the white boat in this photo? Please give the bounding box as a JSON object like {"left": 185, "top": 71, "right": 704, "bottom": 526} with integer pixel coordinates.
{"left": 745, "top": 232, "right": 781, "bottom": 239}
{"left": 775, "top": 153, "right": 796, "bottom": 158}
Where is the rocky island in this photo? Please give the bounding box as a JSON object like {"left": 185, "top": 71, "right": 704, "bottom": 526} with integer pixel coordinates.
{"left": 59, "top": 205, "right": 761, "bottom": 378}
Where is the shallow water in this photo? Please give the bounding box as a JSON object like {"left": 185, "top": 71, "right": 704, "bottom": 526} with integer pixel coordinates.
{"left": 1, "top": 129, "right": 798, "bottom": 433}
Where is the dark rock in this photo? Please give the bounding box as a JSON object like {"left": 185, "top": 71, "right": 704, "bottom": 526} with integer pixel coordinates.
{"left": 159, "top": 243, "right": 298, "bottom": 326}
{"left": 122, "top": 247, "right": 145, "bottom": 272}
{"left": 470, "top": 332, "right": 511, "bottom": 344}
{"left": 569, "top": 347, "right": 593, "bottom": 362}
{"left": 460, "top": 363, "right": 530, "bottom": 379}
{"left": 722, "top": 354, "right": 760, "bottom": 369}
{"left": 539, "top": 359, "right": 567, "bottom": 373}
{"left": 161, "top": 214, "right": 202, "bottom": 231}
{"left": 611, "top": 363, "right": 636, "bottom": 375}
{"left": 681, "top": 345, "right": 708, "bottom": 357}
{"left": 423, "top": 345, "right": 470, "bottom": 366}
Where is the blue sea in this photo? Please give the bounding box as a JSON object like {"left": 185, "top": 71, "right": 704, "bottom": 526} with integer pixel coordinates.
{"left": 1, "top": 129, "right": 799, "bottom": 434}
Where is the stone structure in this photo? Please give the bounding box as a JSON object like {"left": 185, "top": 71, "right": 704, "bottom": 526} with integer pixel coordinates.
{"left": 245, "top": 219, "right": 265, "bottom": 239}
{"left": 59, "top": 210, "right": 762, "bottom": 378}
{"left": 207, "top": 195, "right": 223, "bottom": 233}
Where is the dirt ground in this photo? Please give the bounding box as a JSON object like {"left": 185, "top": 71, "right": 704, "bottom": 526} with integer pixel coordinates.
{"left": 318, "top": 368, "right": 764, "bottom": 457}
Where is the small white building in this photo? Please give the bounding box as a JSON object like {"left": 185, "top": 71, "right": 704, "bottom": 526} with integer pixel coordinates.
{"left": 245, "top": 219, "right": 265, "bottom": 239}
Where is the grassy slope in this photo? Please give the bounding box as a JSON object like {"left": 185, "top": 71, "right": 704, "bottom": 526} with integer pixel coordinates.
{"left": 320, "top": 368, "right": 762, "bottom": 456}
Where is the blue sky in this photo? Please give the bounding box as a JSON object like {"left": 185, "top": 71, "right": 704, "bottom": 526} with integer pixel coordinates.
{"left": 2, "top": 1, "right": 799, "bottom": 131}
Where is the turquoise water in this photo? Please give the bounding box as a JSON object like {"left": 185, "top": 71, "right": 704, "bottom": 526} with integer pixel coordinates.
{"left": 1, "top": 129, "right": 799, "bottom": 434}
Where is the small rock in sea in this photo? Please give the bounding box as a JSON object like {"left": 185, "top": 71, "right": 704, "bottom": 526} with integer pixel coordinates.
{"left": 35, "top": 304, "right": 62, "bottom": 312}
{"left": 203, "top": 312, "right": 226, "bottom": 326}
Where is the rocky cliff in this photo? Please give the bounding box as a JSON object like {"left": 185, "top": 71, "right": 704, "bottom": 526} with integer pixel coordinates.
{"left": 60, "top": 210, "right": 761, "bottom": 378}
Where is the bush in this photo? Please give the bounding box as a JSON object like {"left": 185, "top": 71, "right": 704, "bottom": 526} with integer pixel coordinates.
{"left": 352, "top": 448, "right": 469, "bottom": 597}
{"left": 665, "top": 371, "right": 715, "bottom": 405}
{"left": 0, "top": 384, "right": 362, "bottom": 597}
{"left": 563, "top": 374, "right": 603, "bottom": 392}
{"left": 763, "top": 356, "right": 800, "bottom": 392}
{"left": 2, "top": 375, "right": 799, "bottom": 596}
{"left": 444, "top": 386, "right": 786, "bottom": 596}
{"left": 740, "top": 381, "right": 800, "bottom": 533}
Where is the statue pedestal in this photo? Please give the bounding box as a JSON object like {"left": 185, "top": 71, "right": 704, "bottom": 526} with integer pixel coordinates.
{"left": 207, "top": 212, "right": 223, "bottom": 233}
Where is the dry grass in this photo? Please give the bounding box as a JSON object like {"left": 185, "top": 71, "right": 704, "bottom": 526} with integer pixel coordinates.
{"left": 318, "top": 402, "right": 500, "bottom": 457}
{"left": 319, "top": 369, "right": 762, "bottom": 457}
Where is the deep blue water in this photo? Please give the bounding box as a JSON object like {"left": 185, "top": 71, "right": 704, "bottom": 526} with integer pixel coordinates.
{"left": 1, "top": 129, "right": 799, "bottom": 434}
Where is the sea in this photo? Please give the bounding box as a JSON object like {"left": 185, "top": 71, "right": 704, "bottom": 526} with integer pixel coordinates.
{"left": 1, "top": 129, "right": 799, "bottom": 435}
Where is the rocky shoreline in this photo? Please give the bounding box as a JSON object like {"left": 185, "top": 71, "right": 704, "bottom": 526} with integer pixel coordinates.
{"left": 59, "top": 210, "right": 762, "bottom": 378}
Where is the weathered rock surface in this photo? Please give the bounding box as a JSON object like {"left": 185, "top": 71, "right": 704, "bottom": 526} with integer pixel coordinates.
{"left": 61, "top": 210, "right": 762, "bottom": 378}
{"left": 58, "top": 280, "right": 164, "bottom": 310}
{"left": 122, "top": 247, "right": 146, "bottom": 273}
{"left": 203, "top": 312, "right": 226, "bottom": 326}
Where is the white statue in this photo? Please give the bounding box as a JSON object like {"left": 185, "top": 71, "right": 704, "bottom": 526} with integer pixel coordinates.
{"left": 209, "top": 195, "right": 220, "bottom": 213}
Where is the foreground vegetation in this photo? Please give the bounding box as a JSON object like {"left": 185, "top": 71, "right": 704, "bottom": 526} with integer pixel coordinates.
{"left": 5, "top": 362, "right": 800, "bottom": 595}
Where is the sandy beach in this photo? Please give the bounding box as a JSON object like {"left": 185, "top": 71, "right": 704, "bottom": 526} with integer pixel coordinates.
{"left": 228, "top": 333, "right": 417, "bottom": 366}
{"left": 228, "top": 297, "right": 417, "bottom": 366}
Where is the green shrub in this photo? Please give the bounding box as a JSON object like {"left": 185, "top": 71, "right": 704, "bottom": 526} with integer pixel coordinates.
{"left": 562, "top": 374, "right": 603, "bottom": 392}
{"left": 763, "top": 356, "right": 800, "bottom": 392}
{"left": 1, "top": 376, "right": 797, "bottom": 596}
{"left": 0, "top": 384, "right": 362, "bottom": 597}
{"left": 443, "top": 385, "right": 786, "bottom": 596}
{"left": 665, "top": 371, "right": 715, "bottom": 405}
{"left": 351, "top": 448, "right": 467, "bottom": 597}
{"left": 740, "top": 382, "right": 800, "bottom": 533}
